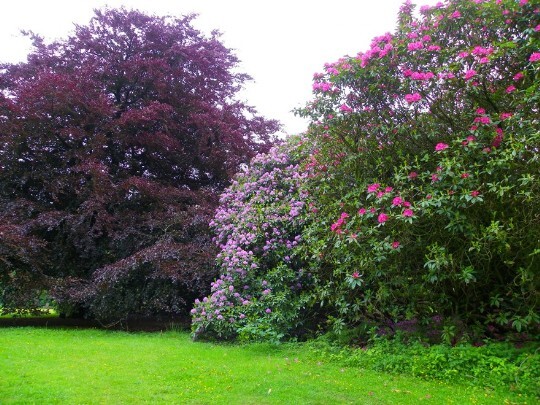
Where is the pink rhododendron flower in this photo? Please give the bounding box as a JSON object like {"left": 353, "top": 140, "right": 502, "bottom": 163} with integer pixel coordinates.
{"left": 529, "top": 53, "right": 540, "bottom": 62}
{"left": 392, "top": 196, "right": 404, "bottom": 206}
{"left": 474, "top": 115, "right": 491, "bottom": 124}
{"left": 458, "top": 51, "right": 469, "bottom": 58}
{"left": 407, "top": 41, "right": 424, "bottom": 51}
{"left": 513, "top": 72, "right": 524, "bottom": 80}
{"left": 535, "top": 24, "right": 540, "bottom": 32}
{"left": 492, "top": 128, "right": 504, "bottom": 148}
{"left": 330, "top": 212, "right": 350, "bottom": 232}
{"left": 378, "top": 43, "right": 394, "bottom": 58}
{"left": 506, "top": 85, "right": 516, "bottom": 93}
{"left": 313, "top": 82, "right": 334, "bottom": 92}
{"left": 500, "top": 112, "right": 513, "bottom": 120}
{"left": 408, "top": 171, "right": 418, "bottom": 179}
{"left": 428, "top": 45, "right": 441, "bottom": 52}
{"left": 431, "top": 174, "right": 439, "bottom": 182}
{"left": 405, "top": 93, "right": 422, "bottom": 103}
{"left": 464, "top": 69, "right": 477, "bottom": 80}
{"left": 492, "top": 136, "right": 503, "bottom": 148}
{"left": 358, "top": 208, "right": 366, "bottom": 215}
{"left": 367, "top": 183, "right": 380, "bottom": 193}
{"left": 326, "top": 67, "right": 339, "bottom": 75}
{"left": 392, "top": 241, "right": 400, "bottom": 249}
{"left": 450, "top": 10, "right": 462, "bottom": 18}
{"left": 339, "top": 104, "right": 353, "bottom": 113}
{"left": 435, "top": 142, "right": 449, "bottom": 151}
{"left": 385, "top": 187, "right": 393, "bottom": 193}
{"left": 378, "top": 213, "right": 388, "bottom": 223}
{"left": 403, "top": 209, "right": 414, "bottom": 217}
{"left": 438, "top": 71, "right": 456, "bottom": 80}
{"left": 411, "top": 71, "right": 435, "bottom": 80}
{"left": 461, "top": 172, "right": 470, "bottom": 179}
{"left": 471, "top": 46, "right": 493, "bottom": 56}
{"left": 476, "top": 107, "right": 486, "bottom": 114}
{"left": 352, "top": 271, "right": 360, "bottom": 279}
{"left": 470, "top": 190, "right": 480, "bottom": 197}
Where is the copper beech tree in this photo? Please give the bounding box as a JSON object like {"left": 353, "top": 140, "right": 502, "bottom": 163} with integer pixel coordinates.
{"left": 0, "top": 8, "right": 278, "bottom": 321}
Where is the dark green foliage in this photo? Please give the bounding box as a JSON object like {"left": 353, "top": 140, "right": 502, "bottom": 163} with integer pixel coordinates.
{"left": 295, "top": 0, "right": 540, "bottom": 334}
{"left": 307, "top": 336, "right": 540, "bottom": 398}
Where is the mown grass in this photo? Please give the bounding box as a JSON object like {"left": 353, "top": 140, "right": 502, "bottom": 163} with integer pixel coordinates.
{"left": 0, "top": 327, "right": 533, "bottom": 404}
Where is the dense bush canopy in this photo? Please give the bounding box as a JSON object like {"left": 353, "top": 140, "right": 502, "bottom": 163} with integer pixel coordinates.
{"left": 191, "top": 138, "right": 314, "bottom": 341}
{"left": 194, "top": 0, "right": 539, "bottom": 342}
{"left": 0, "top": 8, "right": 278, "bottom": 320}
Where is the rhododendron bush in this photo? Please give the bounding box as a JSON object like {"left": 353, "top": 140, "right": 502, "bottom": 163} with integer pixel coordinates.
{"left": 194, "top": 0, "right": 539, "bottom": 341}
{"left": 191, "top": 138, "right": 314, "bottom": 341}
{"left": 297, "top": 0, "right": 539, "bottom": 336}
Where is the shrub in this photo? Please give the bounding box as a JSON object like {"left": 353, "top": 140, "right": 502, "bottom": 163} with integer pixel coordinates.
{"left": 191, "top": 138, "right": 315, "bottom": 342}
{"left": 194, "top": 0, "right": 539, "bottom": 341}
{"left": 296, "top": 0, "right": 540, "bottom": 334}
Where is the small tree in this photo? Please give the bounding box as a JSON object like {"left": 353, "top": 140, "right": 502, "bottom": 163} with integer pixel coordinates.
{"left": 0, "top": 8, "right": 278, "bottom": 320}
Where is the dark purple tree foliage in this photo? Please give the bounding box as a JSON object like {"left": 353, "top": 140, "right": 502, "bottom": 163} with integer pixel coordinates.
{"left": 0, "top": 8, "right": 278, "bottom": 321}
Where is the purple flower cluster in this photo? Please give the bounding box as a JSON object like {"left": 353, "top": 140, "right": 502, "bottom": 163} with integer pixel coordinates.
{"left": 191, "top": 141, "right": 312, "bottom": 339}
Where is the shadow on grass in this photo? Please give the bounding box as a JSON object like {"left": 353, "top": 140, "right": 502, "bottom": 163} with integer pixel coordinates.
{"left": 0, "top": 314, "right": 191, "bottom": 332}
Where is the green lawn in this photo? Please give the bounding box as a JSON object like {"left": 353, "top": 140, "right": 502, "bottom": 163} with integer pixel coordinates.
{"left": 0, "top": 328, "right": 532, "bottom": 404}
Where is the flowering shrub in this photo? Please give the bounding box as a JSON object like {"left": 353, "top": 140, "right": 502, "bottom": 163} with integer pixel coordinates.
{"left": 191, "top": 138, "right": 314, "bottom": 341}
{"left": 194, "top": 0, "right": 539, "bottom": 341}
{"left": 296, "top": 0, "right": 539, "bottom": 335}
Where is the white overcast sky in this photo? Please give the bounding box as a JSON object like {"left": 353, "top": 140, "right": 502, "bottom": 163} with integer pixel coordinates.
{"left": 0, "top": 0, "right": 439, "bottom": 136}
